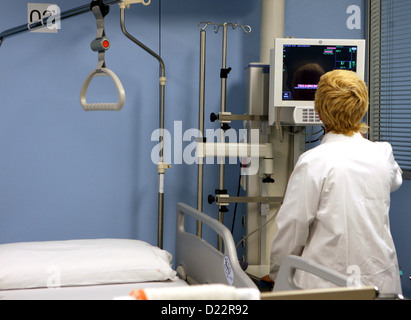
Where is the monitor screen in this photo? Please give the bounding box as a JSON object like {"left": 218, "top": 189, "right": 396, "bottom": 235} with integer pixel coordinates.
{"left": 269, "top": 38, "right": 366, "bottom": 125}
{"left": 282, "top": 44, "right": 358, "bottom": 101}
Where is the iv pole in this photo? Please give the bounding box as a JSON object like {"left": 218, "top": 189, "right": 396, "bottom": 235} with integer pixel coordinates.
{"left": 120, "top": 6, "right": 170, "bottom": 250}
{"left": 198, "top": 22, "right": 251, "bottom": 251}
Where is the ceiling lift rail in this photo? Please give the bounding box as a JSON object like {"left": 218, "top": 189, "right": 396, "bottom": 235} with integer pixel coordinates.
{"left": 120, "top": 2, "right": 170, "bottom": 250}
{"left": 0, "top": 0, "right": 122, "bottom": 46}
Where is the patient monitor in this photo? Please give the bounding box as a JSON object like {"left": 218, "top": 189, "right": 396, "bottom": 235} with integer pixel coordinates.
{"left": 269, "top": 38, "right": 366, "bottom": 126}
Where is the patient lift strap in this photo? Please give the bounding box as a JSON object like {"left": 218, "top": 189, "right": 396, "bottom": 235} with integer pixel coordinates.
{"left": 80, "top": 0, "right": 125, "bottom": 111}
{"left": 91, "top": 1, "right": 110, "bottom": 70}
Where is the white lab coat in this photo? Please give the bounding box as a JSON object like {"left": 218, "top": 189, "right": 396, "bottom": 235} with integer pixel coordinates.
{"left": 270, "top": 132, "right": 403, "bottom": 294}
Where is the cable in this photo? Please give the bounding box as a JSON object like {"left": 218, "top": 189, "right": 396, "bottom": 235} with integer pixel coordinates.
{"left": 306, "top": 126, "right": 325, "bottom": 148}
{"left": 236, "top": 175, "right": 289, "bottom": 251}
{"left": 230, "top": 164, "right": 242, "bottom": 234}
{"left": 275, "top": 107, "right": 284, "bottom": 143}
{"left": 235, "top": 207, "right": 279, "bottom": 249}
{"left": 308, "top": 127, "right": 325, "bottom": 136}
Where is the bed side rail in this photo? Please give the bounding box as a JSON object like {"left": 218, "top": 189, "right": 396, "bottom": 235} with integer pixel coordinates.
{"left": 175, "top": 203, "right": 256, "bottom": 289}
{"left": 274, "top": 255, "right": 351, "bottom": 291}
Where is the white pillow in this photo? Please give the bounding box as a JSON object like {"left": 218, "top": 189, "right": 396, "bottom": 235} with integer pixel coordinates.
{"left": 0, "top": 239, "right": 178, "bottom": 290}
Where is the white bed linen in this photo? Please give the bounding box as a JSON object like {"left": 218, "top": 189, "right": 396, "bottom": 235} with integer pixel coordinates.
{"left": 0, "top": 279, "right": 188, "bottom": 300}
{"left": 0, "top": 239, "right": 178, "bottom": 290}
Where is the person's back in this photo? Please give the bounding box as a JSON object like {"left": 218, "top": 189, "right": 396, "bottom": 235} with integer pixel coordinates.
{"left": 290, "top": 132, "right": 402, "bottom": 293}
{"left": 270, "top": 70, "right": 403, "bottom": 294}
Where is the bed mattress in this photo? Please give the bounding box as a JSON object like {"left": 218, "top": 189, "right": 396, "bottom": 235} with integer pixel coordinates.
{"left": 0, "top": 279, "right": 188, "bottom": 300}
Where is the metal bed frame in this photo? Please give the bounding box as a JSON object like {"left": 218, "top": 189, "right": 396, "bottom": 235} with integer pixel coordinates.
{"left": 175, "top": 203, "right": 256, "bottom": 288}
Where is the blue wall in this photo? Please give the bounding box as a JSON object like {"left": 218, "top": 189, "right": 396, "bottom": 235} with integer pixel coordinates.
{"left": 0, "top": 0, "right": 261, "bottom": 256}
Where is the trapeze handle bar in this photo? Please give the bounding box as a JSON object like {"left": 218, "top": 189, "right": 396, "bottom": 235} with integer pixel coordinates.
{"left": 80, "top": 68, "right": 125, "bottom": 111}
{"left": 0, "top": 0, "right": 122, "bottom": 44}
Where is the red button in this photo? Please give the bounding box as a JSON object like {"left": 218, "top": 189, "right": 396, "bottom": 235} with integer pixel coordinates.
{"left": 103, "top": 40, "right": 110, "bottom": 48}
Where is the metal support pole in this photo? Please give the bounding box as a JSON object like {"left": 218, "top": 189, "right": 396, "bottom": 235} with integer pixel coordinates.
{"left": 197, "top": 29, "right": 206, "bottom": 238}
{"left": 217, "top": 23, "right": 229, "bottom": 251}
{"left": 198, "top": 21, "right": 251, "bottom": 252}
{"left": 220, "top": 23, "right": 228, "bottom": 114}
{"left": 120, "top": 8, "right": 168, "bottom": 249}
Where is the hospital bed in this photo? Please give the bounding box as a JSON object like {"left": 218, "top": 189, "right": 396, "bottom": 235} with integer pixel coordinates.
{"left": 0, "top": 203, "right": 256, "bottom": 300}
{"left": 0, "top": 204, "right": 401, "bottom": 300}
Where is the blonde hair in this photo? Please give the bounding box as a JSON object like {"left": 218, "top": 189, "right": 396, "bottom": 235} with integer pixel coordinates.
{"left": 314, "top": 69, "right": 369, "bottom": 136}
